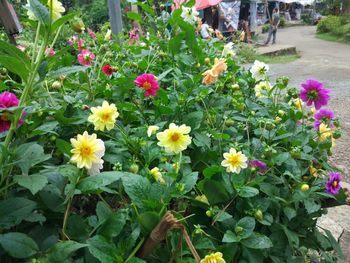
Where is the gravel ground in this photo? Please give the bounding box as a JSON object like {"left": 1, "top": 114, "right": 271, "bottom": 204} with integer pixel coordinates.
{"left": 261, "top": 25, "right": 350, "bottom": 183}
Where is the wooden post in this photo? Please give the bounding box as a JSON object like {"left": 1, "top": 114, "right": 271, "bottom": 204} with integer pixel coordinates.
{"left": 0, "top": 0, "right": 22, "bottom": 45}
{"left": 107, "top": 0, "right": 123, "bottom": 38}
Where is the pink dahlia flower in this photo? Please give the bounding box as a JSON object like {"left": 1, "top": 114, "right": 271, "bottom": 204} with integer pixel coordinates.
{"left": 325, "top": 171, "right": 341, "bottom": 195}
{"left": 299, "top": 79, "right": 330, "bottom": 110}
{"left": 314, "top": 108, "right": 334, "bottom": 130}
{"left": 134, "top": 73, "right": 159, "bottom": 97}
{"left": 77, "top": 49, "right": 95, "bottom": 66}
{"left": 0, "top": 91, "right": 22, "bottom": 133}
{"left": 88, "top": 28, "right": 96, "bottom": 40}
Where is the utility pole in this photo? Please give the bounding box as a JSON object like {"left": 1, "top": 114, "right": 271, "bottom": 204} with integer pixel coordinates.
{"left": 108, "top": 0, "right": 123, "bottom": 38}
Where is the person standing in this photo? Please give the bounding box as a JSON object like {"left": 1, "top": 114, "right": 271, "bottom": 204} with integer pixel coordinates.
{"left": 265, "top": 8, "right": 280, "bottom": 45}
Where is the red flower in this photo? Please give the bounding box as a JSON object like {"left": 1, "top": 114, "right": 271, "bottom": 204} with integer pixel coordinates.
{"left": 134, "top": 73, "right": 160, "bottom": 97}
{"left": 102, "top": 64, "right": 114, "bottom": 76}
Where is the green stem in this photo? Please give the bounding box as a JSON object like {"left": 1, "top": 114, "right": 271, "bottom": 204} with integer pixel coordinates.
{"left": 125, "top": 237, "right": 145, "bottom": 263}
{"left": 61, "top": 197, "right": 73, "bottom": 240}
{"left": 176, "top": 152, "right": 182, "bottom": 174}
{"left": 85, "top": 71, "right": 94, "bottom": 100}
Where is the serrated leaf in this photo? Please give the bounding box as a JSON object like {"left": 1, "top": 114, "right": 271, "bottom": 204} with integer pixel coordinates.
{"left": 28, "top": 0, "right": 50, "bottom": 25}
{"left": 0, "top": 55, "right": 29, "bottom": 81}
{"left": 47, "top": 241, "right": 88, "bottom": 263}
{"left": 49, "top": 66, "right": 87, "bottom": 78}
{"left": 14, "top": 173, "right": 48, "bottom": 195}
{"left": 0, "top": 197, "right": 37, "bottom": 229}
{"left": 122, "top": 174, "right": 151, "bottom": 209}
{"left": 223, "top": 230, "right": 239, "bottom": 243}
{"left": 78, "top": 171, "right": 124, "bottom": 193}
{"left": 0, "top": 232, "right": 38, "bottom": 259}
{"left": 87, "top": 235, "right": 118, "bottom": 262}
{"left": 241, "top": 233, "right": 273, "bottom": 249}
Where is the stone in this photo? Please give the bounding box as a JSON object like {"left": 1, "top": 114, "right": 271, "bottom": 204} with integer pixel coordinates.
{"left": 317, "top": 215, "right": 344, "bottom": 240}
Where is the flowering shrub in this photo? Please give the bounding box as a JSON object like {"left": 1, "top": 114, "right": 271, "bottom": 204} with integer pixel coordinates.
{"left": 0, "top": 1, "right": 346, "bottom": 262}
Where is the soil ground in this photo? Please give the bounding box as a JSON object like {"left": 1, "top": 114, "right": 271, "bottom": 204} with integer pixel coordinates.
{"left": 260, "top": 25, "right": 350, "bottom": 182}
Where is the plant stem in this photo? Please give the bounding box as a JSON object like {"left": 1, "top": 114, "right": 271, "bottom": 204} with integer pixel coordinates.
{"left": 62, "top": 197, "right": 73, "bottom": 240}
{"left": 125, "top": 237, "right": 145, "bottom": 263}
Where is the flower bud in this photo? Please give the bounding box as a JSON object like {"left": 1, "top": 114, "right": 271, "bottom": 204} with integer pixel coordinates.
{"left": 129, "top": 163, "right": 139, "bottom": 174}
{"left": 195, "top": 63, "right": 201, "bottom": 69}
{"left": 71, "top": 18, "right": 85, "bottom": 33}
{"left": 81, "top": 105, "right": 90, "bottom": 111}
{"left": 204, "top": 57, "right": 210, "bottom": 64}
{"left": 301, "top": 183, "right": 309, "bottom": 192}
{"left": 51, "top": 81, "right": 61, "bottom": 89}
{"left": 254, "top": 209, "right": 264, "bottom": 221}
{"left": 235, "top": 226, "right": 244, "bottom": 234}
{"left": 206, "top": 210, "right": 213, "bottom": 217}
{"left": 332, "top": 130, "right": 341, "bottom": 139}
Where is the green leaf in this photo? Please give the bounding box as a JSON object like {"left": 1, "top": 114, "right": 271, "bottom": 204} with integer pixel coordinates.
{"left": 237, "top": 217, "right": 256, "bottom": 239}
{"left": 241, "top": 233, "right": 273, "bottom": 249}
{"left": 98, "top": 209, "right": 128, "bottom": 240}
{"left": 138, "top": 211, "right": 160, "bottom": 235}
{"left": 169, "top": 32, "right": 185, "bottom": 55}
{"left": 0, "top": 40, "right": 31, "bottom": 67}
{"left": 49, "top": 66, "right": 87, "bottom": 78}
{"left": 223, "top": 230, "right": 240, "bottom": 243}
{"left": 157, "top": 68, "right": 173, "bottom": 81}
{"left": 325, "top": 229, "right": 344, "bottom": 260}
{"left": 304, "top": 199, "right": 321, "bottom": 214}
{"left": 282, "top": 225, "right": 299, "bottom": 248}
{"left": 52, "top": 12, "right": 78, "bottom": 32}
{"left": 0, "top": 232, "right": 38, "bottom": 258}
{"left": 0, "top": 197, "right": 37, "bottom": 229}
{"left": 178, "top": 172, "right": 198, "bottom": 194}
{"left": 47, "top": 241, "right": 88, "bottom": 263}
{"left": 203, "top": 165, "right": 223, "bottom": 179}
{"left": 56, "top": 138, "right": 72, "bottom": 156}
{"left": 274, "top": 152, "right": 291, "bottom": 165}
{"left": 127, "top": 12, "right": 142, "bottom": 21}
{"left": 0, "top": 55, "right": 29, "bottom": 81}
{"left": 13, "top": 143, "right": 51, "bottom": 174}
{"left": 78, "top": 171, "right": 124, "bottom": 193}
{"left": 203, "top": 180, "right": 230, "bottom": 205}
{"left": 283, "top": 207, "right": 297, "bottom": 221}
{"left": 28, "top": 0, "right": 50, "bottom": 25}
{"left": 14, "top": 173, "right": 48, "bottom": 195}
{"left": 238, "top": 186, "right": 259, "bottom": 198}
{"left": 183, "top": 111, "right": 203, "bottom": 130}
{"left": 87, "top": 235, "right": 118, "bottom": 262}
{"left": 122, "top": 174, "right": 151, "bottom": 209}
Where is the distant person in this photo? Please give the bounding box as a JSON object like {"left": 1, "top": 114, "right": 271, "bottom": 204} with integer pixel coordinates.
{"left": 200, "top": 19, "right": 211, "bottom": 40}
{"left": 265, "top": 8, "right": 280, "bottom": 45}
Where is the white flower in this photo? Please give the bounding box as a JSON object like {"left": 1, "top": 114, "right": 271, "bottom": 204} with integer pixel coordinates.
{"left": 222, "top": 42, "right": 236, "bottom": 57}
{"left": 181, "top": 6, "right": 199, "bottom": 25}
{"left": 87, "top": 139, "right": 105, "bottom": 176}
{"left": 147, "top": 125, "right": 160, "bottom": 137}
{"left": 105, "top": 29, "right": 112, "bottom": 41}
{"left": 250, "top": 60, "right": 269, "bottom": 81}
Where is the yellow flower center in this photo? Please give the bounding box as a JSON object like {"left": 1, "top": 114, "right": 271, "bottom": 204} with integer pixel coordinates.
{"left": 80, "top": 144, "right": 92, "bottom": 157}
{"left": 228, "top": 155, "right": 240, "bottom": 166}
{"left": 101, "top": 112, "right": 111, "bottom": 122}
{"left": 0, "top": 113, "right": 9, "bottom": 121}
{"left": 171, "top": 132, "right": 180, "bottom": 142}
{"left": 332, "top": 181, "right": 338, "bottom": 187}
{"left": 143, "top": 81, "right": 152, "bottom": 90}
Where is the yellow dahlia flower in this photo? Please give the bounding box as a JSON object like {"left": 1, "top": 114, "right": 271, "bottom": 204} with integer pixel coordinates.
{"left": 319, "top": 123, "right": 336, "bottom": 148}
{"left": 149, "top": 167, "right": 165, "bottom": 184}
{"left": 70, "top": 131, "right": 105, "bottom": 174}
{"left": 147, "top": 125, "right": 160, "bottom": 137}
{"left": 221, "top": 148, "right": 248, "bottom": 174}
{"left": 156, "top": 123, "right": 192, "bottom": 154}
{"left": 48, "top": 0, "right": 65, "bottom": 21}
{"left": 254, "top": 81, "right": 272, "bottom": 98}
{"left": 88, "top": 101, "right": 119, "bottom": 131}
{"left": 201, "top": 252, "right": 226, "bottom": 263}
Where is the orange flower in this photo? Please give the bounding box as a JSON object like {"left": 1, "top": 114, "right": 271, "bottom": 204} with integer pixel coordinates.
{"left": 215, "top": 30, "right": 224, "bottom": 40}
{"left": 211, "top": 58, "right": 227, "bottom": 76}
{"left": 202, "top": 70, "right": 218, "bottom": 85}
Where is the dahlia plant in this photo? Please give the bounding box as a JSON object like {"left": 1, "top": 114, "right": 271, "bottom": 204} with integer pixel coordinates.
{"left": 0, "top": 1, "right": 346, "bottom": 262}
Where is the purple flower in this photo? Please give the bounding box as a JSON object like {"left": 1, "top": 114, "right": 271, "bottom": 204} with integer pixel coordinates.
{"left": 248, "top": 160, "right": 268, "bottom": 174}
{"left": 311, "top": 261, "right": 318, "bottom": 263}
{"left": 314, "top": 108, "right": 334, "bottom": 130}
{"left": 325, "top": 172, "right": 341, "bottom": 195}
{"left": 299, "top": 79, "right": 330, "bottom": 110}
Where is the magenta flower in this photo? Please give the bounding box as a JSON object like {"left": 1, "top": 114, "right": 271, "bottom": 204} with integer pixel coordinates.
{"left": 299, "top": 79, "right": 330, "bottom": 110}
{"left": 325, "top": 172, "right": 341, "bottom": 195}
{"left": 314, "top": 109, "right": 334, "bottom": 130}
{"left": 77, "top": 49, "right": 95, "bottom": 66}
{"left": 248, "top": 160, "right": 268, "bottom": 174}
{"left": 134, "top": 73, "right": 160, "bottom": 97}
{"left": 45, "top": 48, "right": 55, "bottom": 57}
{"left": 0, "top": 92, "right": 22, "bottom": 133}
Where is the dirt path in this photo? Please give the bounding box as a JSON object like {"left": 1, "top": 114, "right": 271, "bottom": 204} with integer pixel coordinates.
{"left": 265, "top": 25, "right": 350, "bottom": 182}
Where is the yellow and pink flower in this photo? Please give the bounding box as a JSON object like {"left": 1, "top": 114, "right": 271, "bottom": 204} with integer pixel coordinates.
{"left": 77, "top": 49, "right": 95, "bottom": 66}
{"left": 134, "top": 73, "right": 160, "bottom": 97}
